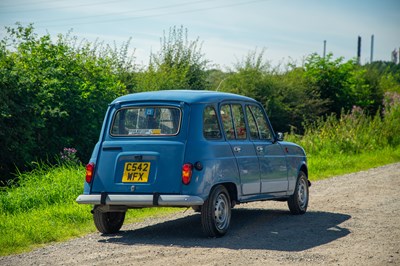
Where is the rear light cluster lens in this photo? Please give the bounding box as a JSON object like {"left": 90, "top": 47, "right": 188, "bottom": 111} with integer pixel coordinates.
{"left": 182, "top": 163, "right": 193, "bottom": 185}
{"left": 85, "top": 162, "right": 95, "bottom": 183}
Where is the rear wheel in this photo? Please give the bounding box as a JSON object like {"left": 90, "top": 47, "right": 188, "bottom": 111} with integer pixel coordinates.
{"left": 201, "top": 185, "right": 231, "bottom": 237}
{"left": 93, "top": 206, "right": 126, "bottom": 234}
{"left": 288, "top": 171, "right": 309, "bottom": 214}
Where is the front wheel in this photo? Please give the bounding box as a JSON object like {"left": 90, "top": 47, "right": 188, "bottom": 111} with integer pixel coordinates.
{"left": 93, "top": 206, "right": 126, "bottom": 234}
{"left": 201, "top": 185, "right": 231, "bottom": 237}
{"left": 288, "top": 171, "right": 309, "bottom": 214}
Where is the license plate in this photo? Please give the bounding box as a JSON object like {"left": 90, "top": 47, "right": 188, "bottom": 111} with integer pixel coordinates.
{"left": 122, "top": 162, "right": 150, "bottom": 182}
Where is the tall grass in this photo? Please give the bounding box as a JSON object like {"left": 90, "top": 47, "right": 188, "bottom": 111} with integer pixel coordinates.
{"left": 0, "top": 163, "right": 89, "bottom": 255}
{"left": 0, "top": 163, "right": 85, "bottom": 215}
{"left": 286, "top": 92, "right": 400, "bottom": 179}
{"left": 0, "top": 163, "right": 179, "bottom": 256}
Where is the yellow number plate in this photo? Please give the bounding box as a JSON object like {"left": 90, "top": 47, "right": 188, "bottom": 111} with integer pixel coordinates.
{"left": 122, "top": 162, "right": 150, "bottom": 182}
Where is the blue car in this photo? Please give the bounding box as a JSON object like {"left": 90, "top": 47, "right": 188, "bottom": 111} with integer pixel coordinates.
{"left": 76, "top": 90, "right": 309, "bottom": 237}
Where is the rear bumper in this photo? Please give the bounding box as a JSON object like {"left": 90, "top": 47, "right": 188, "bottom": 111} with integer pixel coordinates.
{"left": 76, "top": 193, "right": 204, "bottom": 207}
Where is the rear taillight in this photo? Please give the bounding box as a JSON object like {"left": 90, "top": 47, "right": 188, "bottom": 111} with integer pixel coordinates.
{"left": 182, "top": 163, "right": 193, "bottom": 185}
{"left": 85, "top": 162, "right": 95, "bottom": 183}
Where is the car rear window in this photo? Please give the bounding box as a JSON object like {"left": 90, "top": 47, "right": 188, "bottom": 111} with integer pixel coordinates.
{"left": 110, "top": 106, "right": 181, "bottom": 136}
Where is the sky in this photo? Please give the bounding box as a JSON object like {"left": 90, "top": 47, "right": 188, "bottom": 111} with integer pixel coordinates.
{"left": 0, "top": 0, "right": 399, "bottom": 69}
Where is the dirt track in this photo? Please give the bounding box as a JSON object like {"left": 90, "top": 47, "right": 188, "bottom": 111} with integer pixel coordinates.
{"left": 1, "top": 163, "right": 400, "bottom": 265}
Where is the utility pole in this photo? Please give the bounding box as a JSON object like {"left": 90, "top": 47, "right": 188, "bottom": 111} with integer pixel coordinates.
{"left": 370, "top": 34, "right": 374, "bottom": 63}
{"left": 323, "top": 40, "right": 326, "bottom": 58}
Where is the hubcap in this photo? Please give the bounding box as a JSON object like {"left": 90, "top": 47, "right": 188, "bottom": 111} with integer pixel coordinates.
{"left": 297, "top": 177, "right": 308, "bottom": 209}
{"left": 214, "top": 193, "right": 229, "bottom": 230}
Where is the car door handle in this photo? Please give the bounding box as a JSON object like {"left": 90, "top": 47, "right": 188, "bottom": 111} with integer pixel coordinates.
{"left": 233, "top": 146, "right": 241, "bottom": 152}
{"left": 256, "top": 146, "right": 264, "bottom": 152}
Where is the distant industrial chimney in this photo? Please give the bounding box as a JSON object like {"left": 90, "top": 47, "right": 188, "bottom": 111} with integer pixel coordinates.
{"left": 357, "top": 36, "right": 361, "bottom": 65}
{"left": 370, "top": 35, "right": 374, "bottom": 63}
{"left": 392, "top": 49, "right": 399, "bottom": 64}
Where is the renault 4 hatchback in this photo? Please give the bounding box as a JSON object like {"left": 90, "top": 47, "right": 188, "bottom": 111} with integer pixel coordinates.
{"left": 76, "top": 90, "right": 309, "bottom": 237}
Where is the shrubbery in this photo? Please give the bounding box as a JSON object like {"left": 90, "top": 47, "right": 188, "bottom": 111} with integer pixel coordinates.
{"left": 0, "top": 23, "right": 399, "bottom": 182}
{"left": 287, "top": 92, "right": 400, "bottom": 156}
{"left": 0, "top": 24, "right": 131, "bottom": 181}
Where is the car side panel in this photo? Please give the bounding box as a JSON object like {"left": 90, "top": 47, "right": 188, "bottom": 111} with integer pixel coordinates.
{"left": 182, "top": 104, "right": 240, "bottom": 199}
{"left": 181, "top": 140, "right": 240, "bottom": 199}
{"left": 279, "top": 141, "right": 307, "bottom": 194}
{"left": 255, "top": 141, "right": 289, "bottom": 193}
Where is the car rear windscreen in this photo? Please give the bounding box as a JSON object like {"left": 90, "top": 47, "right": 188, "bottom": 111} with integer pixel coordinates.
{"left": 110, "top": 106, "right": 181, "bottom": 136}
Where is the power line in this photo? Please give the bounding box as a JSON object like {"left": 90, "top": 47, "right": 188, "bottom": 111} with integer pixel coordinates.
{"left": 0, "top": 0, "right": 130, "bottom": 14}
{"left": 35, "top": 0, "right": 269, "bottom": 28}
{"left": 0, "top": 0, "right": 65, "bottom": 9}
{"left": 33, "top": 0, "right": 213, "bottom": 24}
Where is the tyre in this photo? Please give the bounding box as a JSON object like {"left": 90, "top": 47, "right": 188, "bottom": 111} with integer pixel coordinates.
{"left": 201, "top": 185, "right": 231, "bottom": 237}
{"left": 288, "top": 171, "right": 309, "bottom": 214}
{"left": 93, "top": 206, "right": 126, "bottom": 234}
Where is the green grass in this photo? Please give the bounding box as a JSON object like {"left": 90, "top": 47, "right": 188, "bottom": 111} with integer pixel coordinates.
{"left": 308, "top": 146, "right": 400, "bottom": 180}
{"left": 0, "top": 164, "right": 180, "bottom": 256}
{"left": 0, "top": 202, "right": 180, "bottom": 256}
{"left": 286, "top": 99, "right": 400, "bottom": 180}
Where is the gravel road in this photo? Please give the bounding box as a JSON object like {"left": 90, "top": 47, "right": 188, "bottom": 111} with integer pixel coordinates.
{"left": 1, "top": 163, "right": 399, "bottom": 266}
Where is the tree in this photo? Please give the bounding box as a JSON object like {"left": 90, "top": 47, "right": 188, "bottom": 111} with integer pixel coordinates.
{"left": 303, "top": 53, "right": 357, "bottom": 114}
{"left": 219, "top": 49, "right": 327, "bottom": 133}
{"left": 0, "top": 23, "right": 134, "bottom": 182}
{"left": 135, "top": 26, "right": 209, "bottom": 91}
{"left": 304, "top": 53, "right": 385, "bottom": 116}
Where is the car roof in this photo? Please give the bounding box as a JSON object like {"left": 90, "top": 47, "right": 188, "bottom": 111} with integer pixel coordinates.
{"left": 111, "top": 90, "right": 258, "bottom": 105}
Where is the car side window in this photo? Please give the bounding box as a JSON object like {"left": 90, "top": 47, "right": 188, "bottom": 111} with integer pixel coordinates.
{"left": 203, "top": 106, "right": 222, "bottom": 139}
{"left": 221, "top": 104, "right": 247, "bottom": 140}
{"left": 231, "top": 104, "right": 247, "bottom": 139}
{"left": 246, "top": 106, "right": 259, "bottom": 139}
{"left": 220, "top": 104, "right": 235, "bottom": 140}
{"left": 247, "top": 105, "right": 273, "bottom": 140}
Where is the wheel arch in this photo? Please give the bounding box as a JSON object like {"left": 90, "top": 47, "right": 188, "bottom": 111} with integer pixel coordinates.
{"left": 300, "top": 164, "right": 308, "bottom": 178}
{"left": 209, "top": 182, "right": 238, "bottom": 206}
{"left": 299, "top": 163, "right": 311, "bottom": 187}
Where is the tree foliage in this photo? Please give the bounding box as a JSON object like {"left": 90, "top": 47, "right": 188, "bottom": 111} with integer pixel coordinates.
{"left": 217, "top": 50, "right": 327, "bottom": 132}
{"left": 0, "top": 23, "right": 132, "bottom": 181}
{"left": 135, "top": 26, "right": 209, "bottom": 91}
{"left": 303, "top": 53, "right": 384, "bottom": 115}
{"left": 0, "top": 23, "right": 399, "bottom": 182}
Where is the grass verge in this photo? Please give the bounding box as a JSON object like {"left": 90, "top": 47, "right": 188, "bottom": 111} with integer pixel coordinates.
{"left": 0, "top": 164, "right": 181, "bottom": 256}
{"left": 308, "top": 145, "right": 400, "bottom": 180}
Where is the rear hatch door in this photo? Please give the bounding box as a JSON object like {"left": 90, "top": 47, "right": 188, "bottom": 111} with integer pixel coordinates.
{"left": 91, "top": 103, "right": 187, "bottom": 194}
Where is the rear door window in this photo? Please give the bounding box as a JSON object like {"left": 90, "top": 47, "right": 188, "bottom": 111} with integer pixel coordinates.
{"left": 111, "top": 107, "right": 181, "bottom": 136}
{"left": 221, "top": 104, "right": 247, "bottom": 140}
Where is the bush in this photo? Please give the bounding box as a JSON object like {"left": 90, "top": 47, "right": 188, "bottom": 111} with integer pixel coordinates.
{"left": 0, "top": 23, "right": 133, "bottom": 182}
{"left": 135, "top": 26, "right": 209, "bottom": 91}
{"left": 286, "top": 92, "right": 400, "bottom": 156}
